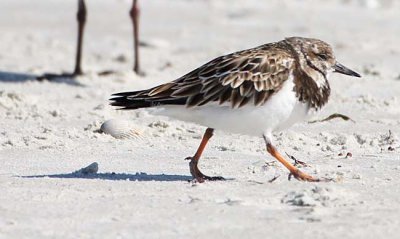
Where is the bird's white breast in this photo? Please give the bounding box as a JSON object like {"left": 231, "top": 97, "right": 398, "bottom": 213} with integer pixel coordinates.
{"left": 154, "top": 76, "right": 313, "bottom": 136}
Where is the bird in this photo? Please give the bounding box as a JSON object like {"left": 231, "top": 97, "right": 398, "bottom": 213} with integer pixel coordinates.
{"left": 110, "top": 37, "right": 361, "bottom": 183}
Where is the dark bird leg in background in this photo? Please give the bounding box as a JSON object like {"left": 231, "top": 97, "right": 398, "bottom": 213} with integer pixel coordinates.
{"left": 99, "top": 0, "right": 143, "bottom": 76}
{"left": 186, "top": 128, "right": 225, "bottom": 183}
{"left": 37, "top": 0, "right": 87, "bottom": 81}
{"left": 73, "top": 0, "right": 87, "bottom": 76}
{"left": 130, "top": 0, "right": 143, "bottom": 75}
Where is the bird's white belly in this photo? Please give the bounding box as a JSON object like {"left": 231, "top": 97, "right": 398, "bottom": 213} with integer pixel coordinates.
{"left": 154, "top": 78, "right": 312, "bottom": 136}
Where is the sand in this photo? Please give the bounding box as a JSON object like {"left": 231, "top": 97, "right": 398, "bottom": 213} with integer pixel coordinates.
{"left": 1, "top": 0, "right": 400, "bottom": 238}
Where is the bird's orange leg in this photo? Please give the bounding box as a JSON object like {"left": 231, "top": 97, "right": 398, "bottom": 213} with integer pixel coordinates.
{"left": 187, "top": 128, "right": 225, "bottom": 183}
{"left": 264, "top": 135, "right": 319, "bottom": 182}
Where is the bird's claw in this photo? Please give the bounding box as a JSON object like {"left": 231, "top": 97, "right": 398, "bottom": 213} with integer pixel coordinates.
{"left": 191, "top": 175, "right": 225, "bottom": 183}
{"left": 187, "top": 156, "right": 225, "bottom": 183}
{"left": 288, "top": 169, "right": 320, "bottom": 182}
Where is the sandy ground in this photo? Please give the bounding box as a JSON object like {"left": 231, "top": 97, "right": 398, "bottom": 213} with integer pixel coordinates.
{"left": 1, "top": 0, "right": 400, "bottom": 238}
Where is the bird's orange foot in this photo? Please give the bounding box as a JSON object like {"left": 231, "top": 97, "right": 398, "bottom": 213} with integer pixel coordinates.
{"left": 288, "top": 169, "right": 320, "bottom": 182}
{"left": 186, "top": 156, "right": 225, "bottom": 183}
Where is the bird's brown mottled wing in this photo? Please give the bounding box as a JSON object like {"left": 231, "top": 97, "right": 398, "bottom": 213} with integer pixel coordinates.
{"left": 111, "top": 43, "right": 294, "bottom": 109}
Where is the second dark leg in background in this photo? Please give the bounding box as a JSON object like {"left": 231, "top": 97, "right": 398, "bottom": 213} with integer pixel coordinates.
{"left": 130, "top": 0, "right": 142, "bottom": 75}
{"left": 73, "top": 0, "right": 87, "bottom": 76}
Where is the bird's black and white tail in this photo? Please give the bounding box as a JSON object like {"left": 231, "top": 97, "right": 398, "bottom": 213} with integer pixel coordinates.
{"left": 110, "top": 83, "right": 186, "bottom": 110}
{"left": 110, "top": 91, "right": 153, "bottom": 110}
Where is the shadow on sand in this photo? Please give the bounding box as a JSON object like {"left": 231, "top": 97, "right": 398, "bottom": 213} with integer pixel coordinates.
{"left": 21, "top": 172, "right": 193, "bottom": 182}
{"left": 0, "top": 70, "right": 84, "bottom": 86}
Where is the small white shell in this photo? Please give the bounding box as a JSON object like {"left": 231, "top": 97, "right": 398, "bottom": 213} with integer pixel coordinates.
{"left": 100, "top": 119, "right": 143, "bottom": 139}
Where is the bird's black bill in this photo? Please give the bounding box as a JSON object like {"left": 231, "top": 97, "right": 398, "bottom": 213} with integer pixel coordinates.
{"left": 333, "top": 62, "right": 361, "bottom": 77}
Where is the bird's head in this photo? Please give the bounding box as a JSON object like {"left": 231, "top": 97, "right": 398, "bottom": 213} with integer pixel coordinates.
{"left": 285, "top": 37, "right": 361, "bottom": 79}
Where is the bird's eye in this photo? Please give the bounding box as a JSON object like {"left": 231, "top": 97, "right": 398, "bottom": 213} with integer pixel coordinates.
{"left": 316, "top": 53, "right": 328, "bottom": 60}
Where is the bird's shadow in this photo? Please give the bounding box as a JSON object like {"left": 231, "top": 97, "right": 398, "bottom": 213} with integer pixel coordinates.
{"left": 0, "top": 70, "right": 84, "bottom": 86}
{"left": 21, "top": 171, "right": 193, "bottom": 182}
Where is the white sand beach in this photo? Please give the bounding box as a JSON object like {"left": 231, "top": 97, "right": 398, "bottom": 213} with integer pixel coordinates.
{"left": 1, "top": 0, "right": 400, "bottom": 238}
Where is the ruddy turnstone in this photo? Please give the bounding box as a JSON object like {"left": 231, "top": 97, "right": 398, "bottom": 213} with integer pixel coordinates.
{"left": 110, "top": 37, "right": 360, "bottom": 182}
